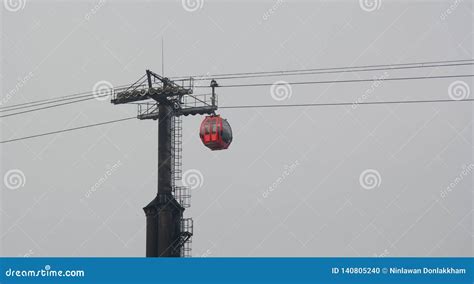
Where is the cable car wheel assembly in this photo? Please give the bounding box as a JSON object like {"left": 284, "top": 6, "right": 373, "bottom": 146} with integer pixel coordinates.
{"left": 198, "top": 79, "right": 233, "bottom": 151}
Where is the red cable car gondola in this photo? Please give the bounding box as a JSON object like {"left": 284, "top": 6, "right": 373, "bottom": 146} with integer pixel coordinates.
{"left": 200, "top": 115, "right": 233, "bottom": 150}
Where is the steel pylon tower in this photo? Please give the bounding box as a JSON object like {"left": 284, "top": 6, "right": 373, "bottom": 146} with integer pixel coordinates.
{"left": 111, "top": 70, "right": 217, "bottom": 257}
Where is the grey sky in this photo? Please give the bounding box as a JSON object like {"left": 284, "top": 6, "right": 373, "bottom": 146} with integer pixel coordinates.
{"left": 1, "top": 0, "right": 472, "bottom": 257}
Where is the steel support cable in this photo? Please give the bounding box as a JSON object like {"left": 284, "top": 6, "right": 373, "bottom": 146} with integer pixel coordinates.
{"left": 171, "top": 59, "right": 474, "bottom": 80}
{"left": 196, "top": 74, "right": 474, "bottom": 88}
{"left": 0, "top": 94, "right": 109, "bottom": 118}
{"left": 1, "top": 98, "right": 472, "bottom": 144}
{"left": 0, "top": 83, "right": 135, "bottom": 111}
{"left": 1, "top": 59, "right": 472, "bottom": 111}
{"left": 0, "top": 117, "right": 136, "bottom": 144}
{"left": 2, "top": 74, "right": 472, "bottom": 118}
{"left": 173, "top": 62, "right": 474, "bottom": 81}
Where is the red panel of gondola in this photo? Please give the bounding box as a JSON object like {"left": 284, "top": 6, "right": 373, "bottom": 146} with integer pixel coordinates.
{"left": 200, "top": 115, "right": 232, "bottom": 151}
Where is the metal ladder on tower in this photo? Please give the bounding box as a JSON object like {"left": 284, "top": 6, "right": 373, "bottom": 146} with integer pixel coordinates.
{"left": 171, "top": 115, "right": 193, "bottom": 257}
{"left": 171, "top": 115, "right": 183, "bottom": 187}
{"left": 179, "top": 218, "right": 193, "bottom": 257}
{"left": 171, "top": 115, "right": 190, "bottom": 207}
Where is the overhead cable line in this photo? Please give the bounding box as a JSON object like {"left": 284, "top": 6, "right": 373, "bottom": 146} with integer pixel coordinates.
{"left": 1, "top": 59, "right": 472, "bottom": 111}
{"left": 200, "top": 62, "right": 474, "bottom": 80}
{"left": 0, "top": 94, "right": 109, "bottom": 118}
{"left": 199, "top": 74, "right": 474, "bottom": 88}
{"left": 1, "top": 98, "right": 472, "bottom": 144}
{"left": 0, "top": 83, "right": 133, "bottom": 111}
{"left": 171, "top": 59, "right": 474, "bottom": 80}
{"left": 220, "top": 98, "right": 474, "bottom": 109}
{"left": 174, "top": 61, "right": 474, "bottom": 81}
{"left": 0, "top": 117, "right": 136, "bottom": 144}
{"left": 0, "top": 92, "right": 105, "bottom": 113}
{"left": 1, "top": 74, "right": 472, "bottom": 118}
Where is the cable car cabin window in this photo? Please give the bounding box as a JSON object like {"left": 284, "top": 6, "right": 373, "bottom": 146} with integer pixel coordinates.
{"left": 221, "top": 119, "right": 233, "bottom": 144}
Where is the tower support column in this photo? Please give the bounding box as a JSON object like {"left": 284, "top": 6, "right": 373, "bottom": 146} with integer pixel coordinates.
{"left": 144, "top": 103, "right": 183, "bottom": 257}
